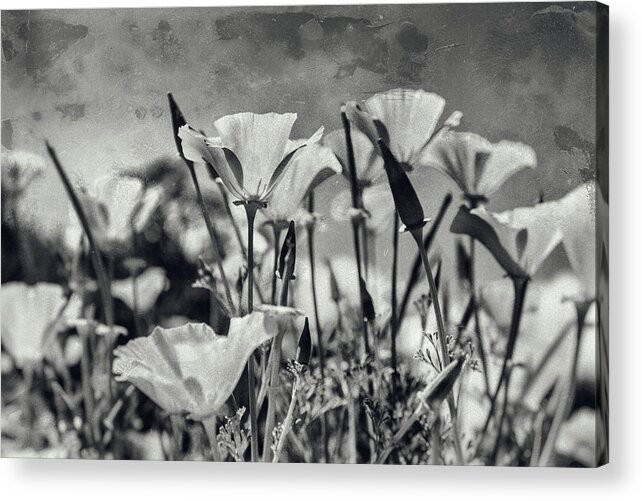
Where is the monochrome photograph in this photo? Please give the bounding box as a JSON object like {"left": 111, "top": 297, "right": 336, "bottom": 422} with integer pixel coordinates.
{"left": 1, "top": 2, "right": 608, "bottom": 466}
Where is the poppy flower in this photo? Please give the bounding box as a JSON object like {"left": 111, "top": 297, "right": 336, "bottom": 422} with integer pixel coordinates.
{"left": 556, "top": 182, "right": 596, "bottom": 300}
{"left": 343, "top": 88, "right": 459, "bottom": 170}
{"left": 330, "top": 182, "right": 395, "bottom": 234}
{"left": 65, "top": 174, "right": 160, "bottom": 253}
{"left": 451, "top": 199, "right": 564, "bottom": 278}
{"left": 263, "top": 142, "right": 341, "bottom": 224}
{"left": 111, "top": 267, "right": 169, "bottom": 313}
{"left": 421, "top": 131, "right": 537, "bottom": 200}
{"left": 324, "top": 128, "right": 385, "bottom": 186}
{"left": 178, "top": 113, "right": 323, "bottom": 204}
{"left": 1, "top": 282, "right": 82, "bottom": 368}
{"left": 113, "top": 311, "right": 288, "bottom": 420}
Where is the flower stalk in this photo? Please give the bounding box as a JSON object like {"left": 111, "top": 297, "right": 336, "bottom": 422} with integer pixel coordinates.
{"left": 306, "top": 192, "right": 328, "bottom": 461}
{"left": 340, "top": 109, "right": 371, "bottom": 358}
{"left": 167, "top": 93, "right": 234, "bottom": 310}
{"left": 241, "top": 200, "right": 263, "bottom": 462}
{"left": 262, "top": 221, "right": 296, "bottom": 461}
{"left": 378, "top": 139, "right": 464, "bottom": 464}
{"left": 478, "top": 275, "right": 529, "bottom": 454}
{"left": 390, "top": 213, "right": 400, "bottom": 392}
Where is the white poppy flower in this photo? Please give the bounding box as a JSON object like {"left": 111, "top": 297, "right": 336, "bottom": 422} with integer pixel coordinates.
{"left": 178, "top": 113, "right": 323, "bottom": 204}
{"left": 113, "top": 311, "right": 290, "bottom": 420}
{"left": 1, "top": 282, "right": 81, "bottom": 368}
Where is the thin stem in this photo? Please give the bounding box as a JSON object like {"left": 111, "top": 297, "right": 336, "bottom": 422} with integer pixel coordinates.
{"left": 390, "top": 214, "right": 400, "bottom": 393}
{"left": 216, "top": 180, "right": 247, "bottom": 260}
{"left": 243, "top": 202, "right": 260, "bottom": 462}
{"left": 478, "top": 276, "right": 529, "bottom": 453}
{"left": 262, "top": 263, "right": 292, "bottom": 461}
{"left": 47, "top": 144, "right": 114, "bottom": 329}
{"left": 430, "top": 415, "right": 443, "bottom": 465}
{"left": 397, "top": 193, "right": 452, "bottom": 325}
{"left": 469, "top": 236, "right": 491, "bottom": 397}
{"left": 79, "top": 327, "right": 97, "bottom": 447}
{"left": 202, "top": 416, "right": 222, "bottom": 462}
{"left": 341, "top": 112, "right": 370, "bottom": 357}
{"left": 411, "top": 228, "right": 464, "bottom": 465}
{"left": 272, "top": 375, "right": 301, "bottom": 463}
{"left": 306, "top": 193, "right": 328, "bottom": 462}
{"left": 186, "top": 162, "right": 234, "bottom": 309}
{"left": 491, "top": 371, "right": 512, "bottom": 462}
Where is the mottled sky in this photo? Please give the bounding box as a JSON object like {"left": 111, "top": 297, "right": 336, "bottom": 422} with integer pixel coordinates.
{"left": 1, "top": 3, "right": 598, "bottom": 280}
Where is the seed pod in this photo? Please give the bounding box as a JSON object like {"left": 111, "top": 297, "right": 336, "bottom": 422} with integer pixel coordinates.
{"left": 167, "top": 93, "right": 189, "bottom": 162}
{"left": 422, "top": 355, "right": 466, "bottom": 407}
{"left": 359, "top": 277, "right": 376, "bottom": 323}
{"left": 378, "top": 139, "right": 428, "bottom": 233}
{"left": 277, "top": 220, "right": 296, "bottom": 280}
{"left": 296, "top": 317, "right": 312, "bottom": 365}
{"left": 328, "top": 260, "right": 342, "bottom": 304}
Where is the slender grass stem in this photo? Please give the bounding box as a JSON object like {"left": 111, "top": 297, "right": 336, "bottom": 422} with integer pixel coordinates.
{"left": 469, "top": 236, "right": 491, "bottom": 397}
{"left": 411, "top": 228, "right": 464, "bottom": 465}
{"left": 186, "top": 163, "right": 235, "bottom": 310}
{"left": 243, "top": 201, "right": 261, "bottom": 462}
{"left": 340, "top": 112, "right": 370, "bottom": 357}
{"left": 538, "top": 301, "right": 591, "bottom": 466}
{"left": 390, "top": 214, "right": 400, "bottom": 393}
{"left": 47, "top": 144, "right": 114, "bottom": 329}
{"left": 306, "top": 192, "right": 328, "bottom": 462}
{"left": 491, "top": 371, "right": 512, "bottom": 462}
{"left": 478, "top": 276, "right": 529, "bottom": 456}
{"left": 397, "top": 193, "right": 452, "bottom": 326}
{"left": 262, "top": 263, "right": 292, "bottom": 461}
{"left": 272, "top": 374, "right": 301, "bottom": 463}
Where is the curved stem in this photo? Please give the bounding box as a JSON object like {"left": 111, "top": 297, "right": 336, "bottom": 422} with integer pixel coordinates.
{"left": 469, "top": 236, "right": 491, "bottom": 397}
{"left": 340, "top": 112, "right": 370, "bottom": 357}
{"left": 272, "top": 375, "right": 301, "bottom": 463}
{"left": 478, "top": 276, "right": 529, "bottom": 455}
{"left": 391, "top": 214, "right": 400, "bottom": 393}
{"left": 397, "top": 193, "right": 452, "bottom": 326}
{"left": 186, "top": 162, "right": 234, "bottom": 309}
{"left": 47, "top": 144, "right": 114, "bottom": 329}
{"left": 262, "top": 263, "right": 292, "bottom": 461}
{"left": 306, "top": 192, "right": 328, "bottom": 462}
{"left": 411, "top": 228, "right": 464, "bottom": 465}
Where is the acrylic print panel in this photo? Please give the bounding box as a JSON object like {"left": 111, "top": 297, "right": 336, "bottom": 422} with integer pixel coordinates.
{"left": 0, "top": 2, "right": 608, "bottom": 466}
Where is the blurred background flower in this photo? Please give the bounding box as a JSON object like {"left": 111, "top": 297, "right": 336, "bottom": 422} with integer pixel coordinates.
{"left": 1, "top": 282, "right": 81, "bottom": 368}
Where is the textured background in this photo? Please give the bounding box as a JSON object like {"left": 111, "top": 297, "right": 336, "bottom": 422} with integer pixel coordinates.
{"left": 1, "top": 3, "right": 597, "bottom": 275}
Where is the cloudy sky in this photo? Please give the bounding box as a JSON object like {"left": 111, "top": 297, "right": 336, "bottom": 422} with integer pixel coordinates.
{"left": 1, "top": 3, "right": 598, "bottom": 279}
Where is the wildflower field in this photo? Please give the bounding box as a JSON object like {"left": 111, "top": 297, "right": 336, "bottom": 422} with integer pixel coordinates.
{"left": 1, "top": 4, "right": 607, "bottom": 466}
